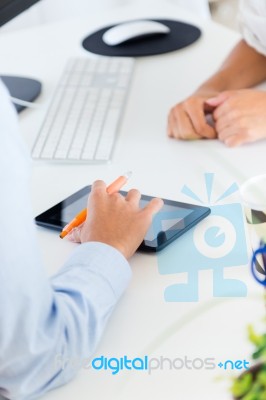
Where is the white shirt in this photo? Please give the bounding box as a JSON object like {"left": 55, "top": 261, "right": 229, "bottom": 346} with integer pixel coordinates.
{"left": 0, "top": 80, "right": 131, "bottom": 399}
{"left": 239, "top": 0, "right": 266, "bottom": 56}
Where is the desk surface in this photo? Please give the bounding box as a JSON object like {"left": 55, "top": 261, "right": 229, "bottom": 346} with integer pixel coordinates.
{"left": 1, "top": 3, "right": 265, "bottom": 399}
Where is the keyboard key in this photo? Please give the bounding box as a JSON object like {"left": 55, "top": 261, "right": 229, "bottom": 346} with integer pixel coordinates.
{"left": 31, "top": 57, "right": 135, "bottom": 163}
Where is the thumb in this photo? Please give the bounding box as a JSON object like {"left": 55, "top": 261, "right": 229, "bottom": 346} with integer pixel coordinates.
{"left": 66, "top": 223, "right": 84, "bottom": 243}
{"left": 205, "top": 92, "right": 231, "bottom": 108}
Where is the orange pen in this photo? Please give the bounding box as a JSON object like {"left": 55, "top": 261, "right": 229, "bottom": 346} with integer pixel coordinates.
{"left": 59, "top": 171, "right": 132, "bottom": 239}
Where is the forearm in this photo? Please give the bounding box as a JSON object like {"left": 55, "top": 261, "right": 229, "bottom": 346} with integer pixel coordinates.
{"left": 195, "top": 40, "right": 266, "bottom": 95}
{"left": 0, "top": 243, "right": 131, "bottom": 400}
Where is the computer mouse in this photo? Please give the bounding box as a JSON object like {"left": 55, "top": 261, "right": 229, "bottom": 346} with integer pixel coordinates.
{"left": 102, "top": 20, "right": 170, "bottom": 46}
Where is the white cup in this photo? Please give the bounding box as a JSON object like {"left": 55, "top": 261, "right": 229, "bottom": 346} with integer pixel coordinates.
{"left": 240, "top": 174, "right": 266, "bottom": 244}
{"left": 240, "top": 174, "right": 266, "bottom": 278}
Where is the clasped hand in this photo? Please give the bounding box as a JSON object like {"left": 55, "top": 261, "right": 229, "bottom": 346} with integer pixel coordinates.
{"left": 168, "top": 89, "right": 266, "bottom": 147}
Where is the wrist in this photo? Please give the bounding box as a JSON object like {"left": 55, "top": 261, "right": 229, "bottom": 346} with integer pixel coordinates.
{"left": 81, "top": 235, "right": 129, "bottom": 259}
{"left": 194, "top": 69, "right": 235, "bottom": 97}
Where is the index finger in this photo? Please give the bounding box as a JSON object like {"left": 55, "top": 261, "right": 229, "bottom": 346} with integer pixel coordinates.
{"left": 91, "top": 180, "right": 107, "bottom": 193}
{"left": 143, "top": 198, "right": 164, "bottom": 217}
{"left": 212, "top": 101, "right": 230, "bottom": 121}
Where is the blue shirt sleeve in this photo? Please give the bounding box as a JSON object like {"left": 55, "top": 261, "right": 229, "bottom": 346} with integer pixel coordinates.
{"left": 0, "top": 80, "right": 131, "bottom": 400}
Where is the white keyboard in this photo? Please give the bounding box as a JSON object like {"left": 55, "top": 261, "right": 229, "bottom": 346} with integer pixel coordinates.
{"left": 32, "top": 57, "right": 135, "bottom": 163}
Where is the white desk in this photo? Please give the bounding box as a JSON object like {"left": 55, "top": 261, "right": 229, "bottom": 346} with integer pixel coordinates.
{"left": 1, "top": 3, "right": 265, "bottom": 399}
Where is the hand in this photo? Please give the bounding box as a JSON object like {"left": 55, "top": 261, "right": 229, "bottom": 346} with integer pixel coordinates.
{"left": 67, "top": 180, "right": 163, "bottom": 259}
{"left": 206, "top": 90, "right": 266, "bottom": 147}
{"left": 167, "top": 92, "right": 217, "bottom": 140}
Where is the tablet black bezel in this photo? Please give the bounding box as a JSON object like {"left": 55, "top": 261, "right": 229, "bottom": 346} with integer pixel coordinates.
{"left": 35, "top": 185, "right": 211, "bottom": 252}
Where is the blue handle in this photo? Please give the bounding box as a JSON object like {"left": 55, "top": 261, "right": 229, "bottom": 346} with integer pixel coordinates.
{"left": 251, "top": 245, "right": 266, "bottom": 286}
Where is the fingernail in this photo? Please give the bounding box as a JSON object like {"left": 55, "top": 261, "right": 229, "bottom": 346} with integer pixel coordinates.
{"left": 205, "top": 97, "right": 217, "bottom": 105}
{"left": 224, "top": 139, "right": 233, "bottom": 147}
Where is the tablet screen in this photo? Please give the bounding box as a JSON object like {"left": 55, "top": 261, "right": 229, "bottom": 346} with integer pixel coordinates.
{"left": 35, "top": 186, "right": 210, "bottom": 252}
{"left": 140, "top": 200, "right": 192, "bottom": 241}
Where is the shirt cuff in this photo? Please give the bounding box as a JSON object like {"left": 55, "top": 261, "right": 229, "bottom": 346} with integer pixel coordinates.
{"left": 59, "top": 241, "right": 132, "bottom": 299}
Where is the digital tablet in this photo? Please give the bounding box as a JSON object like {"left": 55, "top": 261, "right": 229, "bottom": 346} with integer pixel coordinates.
{"left": 35, "top": 186, "right": 211, "bottom": 252}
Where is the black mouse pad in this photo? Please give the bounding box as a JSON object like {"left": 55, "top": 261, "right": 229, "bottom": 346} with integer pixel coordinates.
{"left": 82, "top": 19, "right": 201, "bottom": 57}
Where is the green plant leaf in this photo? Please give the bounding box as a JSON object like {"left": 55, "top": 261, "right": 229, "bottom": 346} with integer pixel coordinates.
{"left": 258, "top": 389, "right": 266, "bottom": 400}
{"left": 248, "top": 325, "right": 264, "bottom": 347}
{"left": 242, "top": 393, "right": 259, "bottom": 400}
{"left": 253, "top": 347, "right": 265, "bottom": 360}
{"left": 231, "top": 373, "right": 252, "bottom": 397}
{"left": 258, "top": 371, "right": 266, "bottom": 388}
